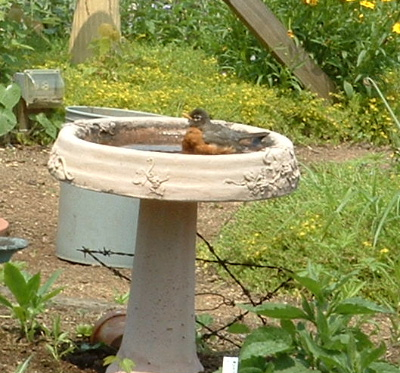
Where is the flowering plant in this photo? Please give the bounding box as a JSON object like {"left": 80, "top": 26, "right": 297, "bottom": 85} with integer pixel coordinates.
{"left": 120, "top": 0, "right": 400, "bottom": 93}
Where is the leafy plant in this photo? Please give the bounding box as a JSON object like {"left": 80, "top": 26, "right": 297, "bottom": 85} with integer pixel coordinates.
{"left": 19, "top": 0, "right": 75, "bottom": 38}
{"left": 0, "top": 1, "right": 50, "bottom": 79}
{"left": 0, "top": 261, "right": 26, "bottom": 284}
{"left": 358, "top": 256, "right": 400, "bottom": 345}
{"left": 0, "top": 262, "right": 63, "bottom": 341}
{"left": 0, "top": 84, "right": 62, "bottom": 144}
{"left": 11, "top": 110, "right": 64, "bottom": 145}
{"left": 0, "top": 0, "right": 74, "bottom": 78}
{"left": 13, "top": 355, "right": 32, "bottom": 373}
{"left": 27, "top": 112, "right": 62, "bottom": 143}
{"left": 239, "top": 263, "right": 397, "bottom": 373}
{"left": 44, "top": 315, "right": 76, "bottom": 360}
{"left": 114, "top": 291, "right": 129, "bottom": 305}
{"left": 104, "top": 355, "right": 136, "bottom": 373}
{"left": 89, "top": 22, "right": 121, "bottom": 59}
{"left": 76, "top": 323, "right": 94, "bottom": 338}
{"left": 0, "top": 82, "right": 21, "bottom": 137}
{"left": 196, "top": 313, "right": 214, "bottom": 352}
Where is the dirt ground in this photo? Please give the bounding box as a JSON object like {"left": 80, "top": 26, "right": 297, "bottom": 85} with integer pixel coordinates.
{"left": 0, "top": 143, "right": 395, "bottom": 373}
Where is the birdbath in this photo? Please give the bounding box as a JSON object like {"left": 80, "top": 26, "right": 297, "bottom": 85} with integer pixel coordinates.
{"left": 48, "top": 116, "right": 300, "bottom": 373}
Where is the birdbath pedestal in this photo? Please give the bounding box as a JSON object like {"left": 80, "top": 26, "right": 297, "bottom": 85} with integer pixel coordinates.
{"left": 48, "top": 116, "right": 300, "bottom": 373}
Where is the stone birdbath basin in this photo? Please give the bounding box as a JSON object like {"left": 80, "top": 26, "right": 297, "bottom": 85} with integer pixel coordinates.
{"left": 48, "top": 116, "right": 300, "bottom": 373}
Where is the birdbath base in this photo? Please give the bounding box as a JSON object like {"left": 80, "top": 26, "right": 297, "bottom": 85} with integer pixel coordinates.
{"left": 48, "top": 116, "right": 300, "bottom": 373}
{"left": 106, "top": 199, "right": 203, "bottom": 373}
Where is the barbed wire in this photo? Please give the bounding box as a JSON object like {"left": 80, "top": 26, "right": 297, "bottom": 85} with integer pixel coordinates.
{"left": 78, "top": 231, "right": 294, "bottom": 348}
{"left": 78, "top": 246, "right": 132, "bottom": 282}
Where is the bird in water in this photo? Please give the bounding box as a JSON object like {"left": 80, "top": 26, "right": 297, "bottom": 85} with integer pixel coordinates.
{"left": 182, "top": 108, "right": 270, "bottom": 155}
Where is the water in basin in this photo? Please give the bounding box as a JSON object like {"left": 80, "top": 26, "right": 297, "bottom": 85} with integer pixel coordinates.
{"left": 122, "top": 144, "right": 182, "bottom": 153}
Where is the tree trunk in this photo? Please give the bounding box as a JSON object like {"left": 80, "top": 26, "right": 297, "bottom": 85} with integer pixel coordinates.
{"left": 69, "top": 0, "right": 120, "bottom": 64}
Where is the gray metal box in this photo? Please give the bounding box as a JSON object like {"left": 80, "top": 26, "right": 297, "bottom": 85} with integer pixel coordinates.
{"left": 14, "top": 69, "right": 64, "bottom": 108}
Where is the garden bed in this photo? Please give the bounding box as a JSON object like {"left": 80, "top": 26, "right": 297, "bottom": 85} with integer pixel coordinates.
{"left": 0, "top": 144, "right": 395, "bottom": 373}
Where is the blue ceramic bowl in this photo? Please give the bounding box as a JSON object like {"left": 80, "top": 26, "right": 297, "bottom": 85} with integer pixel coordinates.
{"left": 0, "top": 237, "right": 29, "bottom": 263}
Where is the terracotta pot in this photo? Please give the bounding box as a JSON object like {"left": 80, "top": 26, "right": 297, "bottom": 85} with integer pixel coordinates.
{"left": 0, "top": 218, "right": 9, "bottom": 236}
{"left": 91, "top": 309, "right": 126, "bottom": 348}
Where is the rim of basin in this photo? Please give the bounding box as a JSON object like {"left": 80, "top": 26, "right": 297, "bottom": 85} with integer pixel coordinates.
{"left": 0, "top": 237, "right": 29, "bottom": 251}
{"left": 48, "top": 117, "right": 300, "bottom": 202}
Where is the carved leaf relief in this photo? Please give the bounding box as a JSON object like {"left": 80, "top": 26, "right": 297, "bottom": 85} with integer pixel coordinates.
{"left": 48, "top": 150, "right": 74, "bottom": 182}
{"left": 225, "top": 147, "right": 300, "bottom": 198}
{"left": 132, "top": 158, "right": 169, "bottom": 197}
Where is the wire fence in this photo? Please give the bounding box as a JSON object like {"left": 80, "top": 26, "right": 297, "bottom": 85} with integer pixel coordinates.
{"left": 78, "top": 231, "right": 294, "bottom": 348}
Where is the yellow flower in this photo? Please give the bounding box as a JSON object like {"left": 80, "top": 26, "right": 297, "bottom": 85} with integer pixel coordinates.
{"left": 393, "top": 22, "right": 400, "bottom": 34}
{"left": 303, "top": 0, "right": 318, "bottom": 5}
{"left": 287, "top": 29, "right": 295, "bottom": 38}
{"left": 380, "top": 248, "right": 389, "bottom": 254}
{"left": 360, "top": 0, "right": 375, "bottom": 8}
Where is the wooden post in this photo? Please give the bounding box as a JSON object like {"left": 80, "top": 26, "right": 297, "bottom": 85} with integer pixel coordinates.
{"left": 15, "top": 99, "right": 29, "bottom": 131}
{"left": 69, "top": 0, "right": 120, "bottom": 64}
{"left": 222, "top": 0, "right": 335, "bottom": 100}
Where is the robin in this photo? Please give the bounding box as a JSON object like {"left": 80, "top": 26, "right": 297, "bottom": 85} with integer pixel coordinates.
{"left": 182, "top": 108, "right": 270, "bottom": 155}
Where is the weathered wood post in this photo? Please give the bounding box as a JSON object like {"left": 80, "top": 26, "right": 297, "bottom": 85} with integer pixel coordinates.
{"left": 222, "top": 0, "right": 335, "bottom": 100}
{"left": 69, "top": 0, "right": 120, "bottom": 64}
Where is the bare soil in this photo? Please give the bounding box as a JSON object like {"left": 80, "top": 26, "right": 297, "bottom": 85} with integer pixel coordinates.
{"left": 0, "top": 143, "right": 396, "bottom": 373}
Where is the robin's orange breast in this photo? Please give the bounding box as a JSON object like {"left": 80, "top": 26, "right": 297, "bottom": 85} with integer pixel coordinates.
{"left": 182, "top": 127, "right": 235, "bottom": 155}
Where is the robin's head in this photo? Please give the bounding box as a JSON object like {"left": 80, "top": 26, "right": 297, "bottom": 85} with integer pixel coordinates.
{"left": 183, "top": 108, "right": 211, "bottom": 127}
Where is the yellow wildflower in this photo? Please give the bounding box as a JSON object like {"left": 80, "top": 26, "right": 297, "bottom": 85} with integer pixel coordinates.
{"left": 303, "top": 0, "right": 318, "bottom": 5}
{"left": 360, "top": 1, "right": 375, "bottom": 8}
{"left": 393, "top": 22, "right": 400, "bottom": 34}
{"left": 380, "top": 248, "right": 389, "bottom": 254}
{"left": 287, "top": 29, "right": 295, "bottom": 38}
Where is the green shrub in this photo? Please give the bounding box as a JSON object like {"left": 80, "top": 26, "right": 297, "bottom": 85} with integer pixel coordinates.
{"left": 0, "top": 0, "right": 73, "bottom": 79}
{"left": 120, "top": 0, "right": 400, "bottom": 94}
{"left": 238, "top": 263, "right": 398, "bottom": 373}
{"left": 267, "top": 0, "right": 400, "bottom": 94}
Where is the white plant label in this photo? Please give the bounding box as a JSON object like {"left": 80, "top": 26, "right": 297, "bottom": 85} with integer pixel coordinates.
{"left": 222, "top": 357, "right": 239, "bottom": 373}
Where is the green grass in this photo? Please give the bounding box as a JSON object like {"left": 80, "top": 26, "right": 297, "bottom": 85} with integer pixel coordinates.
{"left": 199, "top": 154, "right": 400, "bottom": 301}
